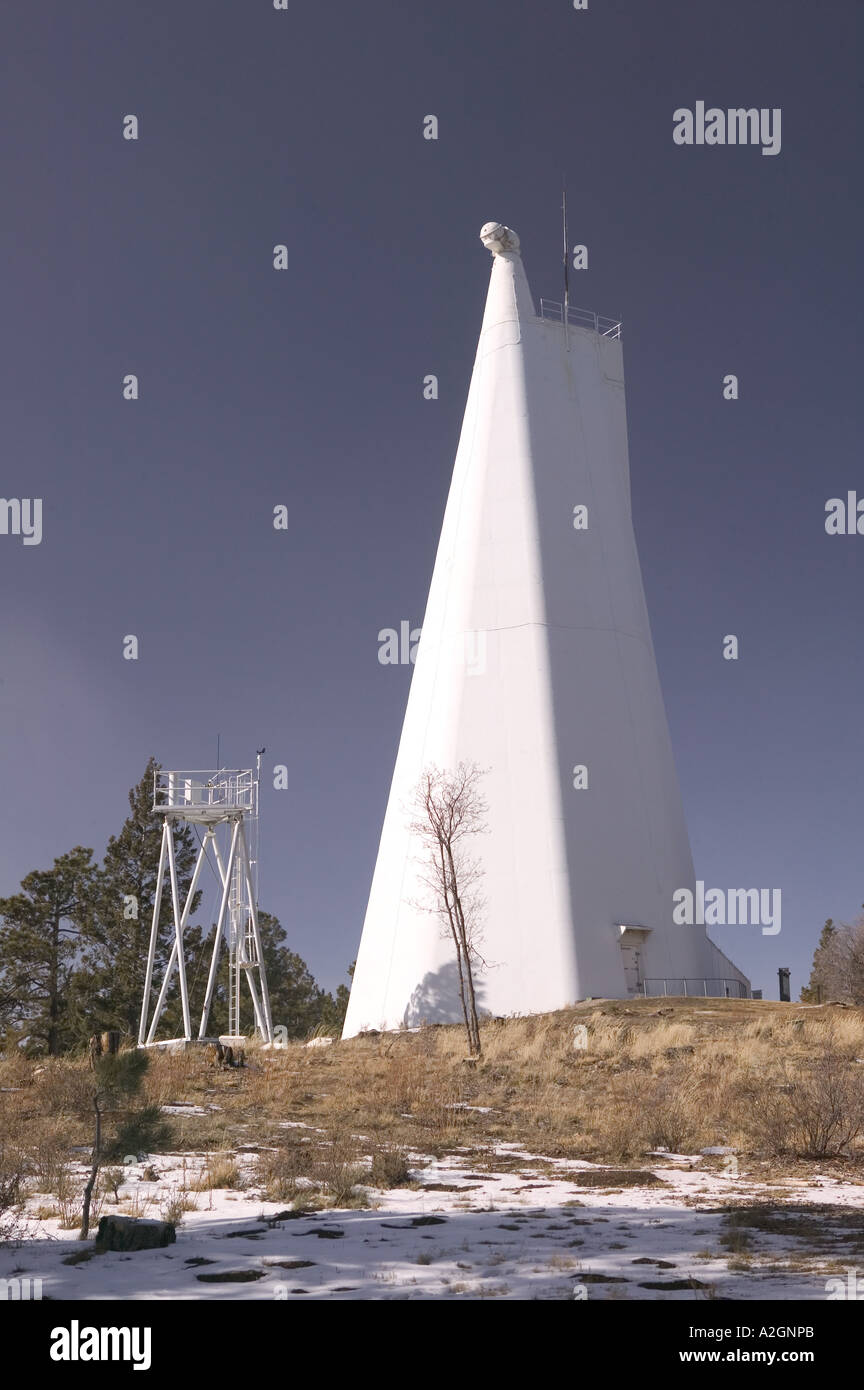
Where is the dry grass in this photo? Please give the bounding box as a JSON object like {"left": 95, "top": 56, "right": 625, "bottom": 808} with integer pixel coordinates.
{"left": 189, "top": 1155, "right": 243, "bottom": 1192}
{"left": 255, "top": 1144, "right": 313, "bottom": 1204}
{"left": 117, "top": 1190, "right": 158, "bottom": 1220}
{"left": 254, "top": 1133, "right": 410, "bottom": 1208}
{"left": 1, "top": 999, "right": 863, "bottom": 1230}
{"left": 368, "top": 1144, "right": 413, "bottom": 1188}
{"left": 160, "top": 1186, "right": 198, "bottom": 1224}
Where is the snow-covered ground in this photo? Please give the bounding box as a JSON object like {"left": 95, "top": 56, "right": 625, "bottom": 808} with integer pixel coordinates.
{"left": 3, "top": 1146, "right": 862, "bottom": 1300}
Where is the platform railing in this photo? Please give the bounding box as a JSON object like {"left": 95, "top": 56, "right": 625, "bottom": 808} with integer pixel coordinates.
{"left": 153, "top": 769, "right": 255, "bottom": 813}
{"left": 539, "top": 298, "right": 622, "bottom": 339}
{"left": 640, "top": 978, "right": 750, "bottom": 1000}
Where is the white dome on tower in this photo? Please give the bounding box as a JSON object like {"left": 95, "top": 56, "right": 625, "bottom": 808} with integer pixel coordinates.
{"left": 479, "top": 222, "right": 520, "bottom": 255}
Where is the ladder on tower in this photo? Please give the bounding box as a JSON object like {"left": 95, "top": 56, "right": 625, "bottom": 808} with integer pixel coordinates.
{"left": 227, "top": 856, "right": 244, "bottom": 1038}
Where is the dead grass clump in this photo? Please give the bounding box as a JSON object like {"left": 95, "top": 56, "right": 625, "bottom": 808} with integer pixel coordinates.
{"left": 740, "top": 1017, "right": 777, "bottom": 1044}
{"left": 719, "top": 1223, "right": 753, "bottom": 1253}
{"left": 118, "top": 1190, "right": 157, "bottom": 1220}
{"left": 739, "top": 1010, "right": 864, "bottom": 1061}
{"left": 819, "top": 1012, "right": 864, "bottom": 1053}
{"left": 29, "top": 1129, "right": 73, "bottom": 1194}
{"left": 256, "top": 1145, "right": 311, "bottom": 1204}
{"left": 583, "top": 1017, "right": 632, "bottom": 1058}
{"left": 190, "top": 1155, "right": 242, "bottom": 1192}
{"left": 256, "top": 1133, "right": 374, "bottom": 1208}
{"left": 53, "top": 1164, "right": 102, "bottom": 1231}
{"left": 140, "top": 1050, "right": 205, "bottom": 1107}
{"left": 571, "top": 1169, "right": 666, "bottom": 1188}
{"left": 372, "top": 1047, "right": 467, "bottom": 1144}
{"left": 485, "top": 1014, "right": 572, "bottom": 1069}
{"left": 368, "top": 1145, "right": 413, "bottom": 1189}
{"left": 314, "top": 1135, "right": 369, "bottom": 1206}
{"left": 0, "top": 1052, "right": 38, "bottom": 1089}
{"left": 629, "top": 1022, "right": 696, "bottom": 1061}
{"left": 31, "top": 1062, "right": 93, "bottom": 1120}
{"left": 582, "top": 1103, "right": 644, "bottom": 1161}
{"left": 750, "top": 1049, "right": 864, "bottom": 1158}
{"left": 641, "top": 1077, "right": 703, "bottom": 1152}
{"left": 579, "top": 1070, "right": 706, "bottom": 1160}
{"left": 379, "top": 1050, "right": 430, "bottom": 1114}
{"left": 160, "top": 1187, "right": 198, "bottom": 1224}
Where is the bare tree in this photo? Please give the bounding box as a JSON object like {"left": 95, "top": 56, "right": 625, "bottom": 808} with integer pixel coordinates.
{"left": 410, "top": 763, "right": 488, "bottom": 1057}
{"left": 847, "top": 916, "right": 864, "bottom": 1003}
{"left": 802, "top": 913, "right": 864, "bottom": 1005}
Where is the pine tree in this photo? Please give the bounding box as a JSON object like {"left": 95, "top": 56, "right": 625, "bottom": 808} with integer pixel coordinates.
{"left": 80, "top": 758, "right": 202, "bottom": 1041}
{"left": 191, "top": 910, "right": 337, "bottom": 1039}
{"left": 318, "top": 960, "right": 355, "bottom": 1034}
{"left": 80, "top": 1050, "right": 152, "bottom": 1238}
{"left": 0, "top": 847, "right": 100, "bottom": 1054}
{"left": 801, "top": 919, "right": 838, "bottom": 1003}
{"left": 259, "top": 917, "right": 355, "bottom": 1038}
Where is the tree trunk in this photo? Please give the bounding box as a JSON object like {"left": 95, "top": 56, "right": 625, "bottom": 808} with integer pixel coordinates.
{"left": 444, "top": 843, "right": 481, "bottom": 1056}
{"left": 461, "top": 946, "right": 482, "bottom": 1056}
{"left": 451, "top": 925, "right": 472, "bottom": 1044}
{"left": 439, "top": 845, "right": 474, "bottom": 1052}
{"left": 80, "top": 1095, "right": 102, "bottom": 1239}
{"left": 48, "top": 910, "right": 61, "bottom": 1056}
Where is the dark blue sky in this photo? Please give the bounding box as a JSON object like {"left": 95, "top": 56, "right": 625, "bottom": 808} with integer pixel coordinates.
{"left": 1, "top": 0, "right": 860, "bottom": 999}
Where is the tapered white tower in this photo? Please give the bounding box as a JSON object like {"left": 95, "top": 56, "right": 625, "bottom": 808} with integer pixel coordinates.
{"left": 343, "top": 225, "right": 748, "bottom": 1036}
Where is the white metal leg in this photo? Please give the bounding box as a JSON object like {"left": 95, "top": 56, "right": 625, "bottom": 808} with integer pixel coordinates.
{"left": 138, "top": 821, "right": 168, "bottom": 1045}
{"left": 165, "top": 826, "right": 192, "bottom": 1039}
{"left": 239, "top": 820, "right": 273, "bottom": 1042}
{"left": 146, "top": 938, "right": 178, "bottom": 1044}
{"left": 198, "top": 819, "right": 240, "bottom": 1038}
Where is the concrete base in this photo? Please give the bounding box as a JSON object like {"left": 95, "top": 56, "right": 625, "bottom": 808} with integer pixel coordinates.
{"left": 140, "top": 1035, "right": 255, "bottom": 1053}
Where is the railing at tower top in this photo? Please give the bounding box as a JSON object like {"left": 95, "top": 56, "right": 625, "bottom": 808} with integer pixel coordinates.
{"left": 153, "top": 769, "right": 255, "bottom": 814}
{"left": 539, "top": 298, "right": 623, "bottom": 340}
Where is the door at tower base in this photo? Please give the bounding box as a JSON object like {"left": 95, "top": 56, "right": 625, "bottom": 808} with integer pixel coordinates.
{"left": 342, "top": 225, "right": 749, "bottom": 1038}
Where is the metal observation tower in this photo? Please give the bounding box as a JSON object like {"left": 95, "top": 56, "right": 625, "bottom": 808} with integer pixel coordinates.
{"left": 138, "top": 759, "right": 274, "bottom": 1046}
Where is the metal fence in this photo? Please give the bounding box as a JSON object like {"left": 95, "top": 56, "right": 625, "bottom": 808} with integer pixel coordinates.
{"left": 539, "top": 298, "right": 622, "bottom": 340}
{"left": 641, "top": 978, "right": 750, "bottom": 1000}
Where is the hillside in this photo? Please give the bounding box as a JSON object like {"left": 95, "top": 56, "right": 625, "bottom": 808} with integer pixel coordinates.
{"left": 1, "top": 998, "right": 863, "bottom": 1300}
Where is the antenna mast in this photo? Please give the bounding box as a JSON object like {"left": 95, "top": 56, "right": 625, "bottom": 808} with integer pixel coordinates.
{"left": 562, "top": 182, "right": 570, "bottom": 351}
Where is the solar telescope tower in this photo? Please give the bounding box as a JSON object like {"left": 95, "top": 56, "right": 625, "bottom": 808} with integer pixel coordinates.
{"left": 343, "top": 223, "right": 749, "bottom": 1037}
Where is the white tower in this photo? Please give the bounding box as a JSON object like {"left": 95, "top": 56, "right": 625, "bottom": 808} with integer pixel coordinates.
{"left": 343, "top": 224, "right": 748, "bottom": 1037}
{"left": 138, "top": 764, "right": 274, "bottom": 1046}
